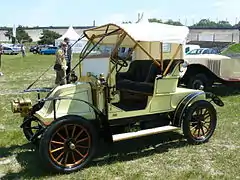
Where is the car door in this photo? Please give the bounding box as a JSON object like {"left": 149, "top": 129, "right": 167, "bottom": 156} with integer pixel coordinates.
{"left": 3, "top": 47, "right": 12, "bottom": 54}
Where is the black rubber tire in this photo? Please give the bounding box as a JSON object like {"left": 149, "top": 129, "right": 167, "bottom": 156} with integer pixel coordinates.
{"left": 22, "top": 117, "right": 44, "bottom": 143}
{"left": 182, "top": 100, "right": 217, "bottom": 144}
{"left": 187, "top": 73, "right": 212, "bottom": 90}
{"left": 38, "top": 115, "right": 98, "bottom": 173}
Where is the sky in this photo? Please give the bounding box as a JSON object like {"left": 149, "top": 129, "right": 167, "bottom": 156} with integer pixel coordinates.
{"left": 1, "top": 0, "right": 240, "bottom": 27}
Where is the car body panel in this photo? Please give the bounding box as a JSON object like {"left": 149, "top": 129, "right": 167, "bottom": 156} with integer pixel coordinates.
{"left": 40, "top": 46, "right": 58, "bottom": 55}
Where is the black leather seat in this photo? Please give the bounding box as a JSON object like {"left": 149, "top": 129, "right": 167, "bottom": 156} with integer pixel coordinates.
{"left": 116, "top": 59, "right": 184, "bottom": 94}
{"left": 116, "top": 60, "right": 161, "bottom": 94}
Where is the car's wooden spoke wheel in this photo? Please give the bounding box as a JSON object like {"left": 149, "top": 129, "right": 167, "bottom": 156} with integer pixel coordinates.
{"left": 39, "top": 116, "right": 98, "bottom": 173}
{"left": 183, "top": 100, "right": 217, "bottom": 144}
{"left": 189, "top": 107, "right": 211, "bottom": 139}
{"left": 49, "top": 124, "right": 91, "bottom": 168}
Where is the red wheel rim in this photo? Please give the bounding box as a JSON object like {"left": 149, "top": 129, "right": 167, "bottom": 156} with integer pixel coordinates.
{"left": 48, "top": 124, "right": 91, "bottom": 168}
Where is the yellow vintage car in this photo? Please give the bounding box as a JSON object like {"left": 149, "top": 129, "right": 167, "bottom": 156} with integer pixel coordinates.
{"left": 11, "top": 22, "right": 224, "bottom": 173}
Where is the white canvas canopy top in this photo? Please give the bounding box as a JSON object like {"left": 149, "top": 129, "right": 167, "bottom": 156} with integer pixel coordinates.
{"left": 84, "top": 22, "right": 189, "bottom": 46}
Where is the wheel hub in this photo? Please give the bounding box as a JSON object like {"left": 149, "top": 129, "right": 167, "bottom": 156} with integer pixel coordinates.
{"left": 193, "top": 80, "right": 204, "bottom": 89}
{"left": 69, "top": 142, "right": 76, "bottom": 150}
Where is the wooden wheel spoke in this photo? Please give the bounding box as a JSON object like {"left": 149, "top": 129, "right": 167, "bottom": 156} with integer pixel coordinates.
{"left": 51, "top": 146, "right": 64, "bottom": 153}
{"left": 204, "top": 114, "right": 210, "bottom": 119}
{"left": 72, "top": 125, "right": 76, "bottom": 138}
{"left": 74, "top": 149, "right": 85, "bottom": 158}
{"left": 191, "top": 116, "right": 198, "bottom": 123}
{"left": 75, "top": 129, "right": 84, "bottom": 141}
{"left": 64, "top": 125, "right": 69, "bottom": 138}
{"left": 200, "top": 126, "right": 205, "bottom": 136}
{"left": 203, "top": 124, "right": 210, "bottom": 131}
{"left": 71, "top": 151, "right": 76, "bottom": 163}
{"left": 190, "top": 123, "right": 197, "bottom": 130}
{"left": 76, "top": 145, "right": 89, "bottom": 149}
{"left": 197, "top": 128, "right": 201, "bottom": 137}
{"left": 76, "top": 137, "right": 89, "bottom": 144}
{"left": 57, "top": 132, "right": 66, "bottom": 141}
{"left": 55, "top": 151, "right": 65, "bottom": 161}
{"left": 190, "top": 121, "right": 197, "bottom": 126}
{"left": 197, "top": 108, "right": 203, "bottom": 115}
{"left": 193, "top": 127, "right": 198, "bottom": 135}
{"left": 203, "top": 120, "right": 210, "bottom": 125}
{"left": 64, "top": 152, "right": 69, "bottom": 165}
{"left": 203, "top": 109, "right": 208, "bottom": 115}
{"left": 51, "top": 140, "right": 64, "bottom": 145}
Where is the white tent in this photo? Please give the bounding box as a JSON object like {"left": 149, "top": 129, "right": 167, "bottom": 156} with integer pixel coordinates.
{"left": 55, "top": 26, "right": 87, "bottom": 53}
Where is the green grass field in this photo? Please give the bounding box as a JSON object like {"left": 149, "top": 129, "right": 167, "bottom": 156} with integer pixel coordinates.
{"left": 0, "top": 53, "right": 240, "bottom": 180}
{"left": 221, "top": 43, "right": 240, "bottom": 55}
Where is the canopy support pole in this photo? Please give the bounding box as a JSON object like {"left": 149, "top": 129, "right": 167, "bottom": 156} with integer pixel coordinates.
{"left": 107, "top": 32, "right": 126, "bottom": 81}
{"left": 163, "top": 44, "right": 182, "bottom": 76}
{"left": 160, "top": 42, "right": 163, "bottom": 71}
{"left": 125, "top": 34, "right": 161, "bottom": 67}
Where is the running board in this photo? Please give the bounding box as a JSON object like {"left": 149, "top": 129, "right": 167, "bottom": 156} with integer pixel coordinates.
{"left": 112, "top": 125, "right": 179, "bottom": 142}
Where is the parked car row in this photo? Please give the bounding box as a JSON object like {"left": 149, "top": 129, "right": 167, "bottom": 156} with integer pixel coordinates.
{"left": 0, "top": 43, "right": 25, "bottom": 55}
{"left": 1, "top": 46, "right": 19, "bottom": 55}
{"left": 30, "top": 45, "right": 58, "bottom": 55}
{"left": 186, "top": 48, "right": 220, "bottom": 55}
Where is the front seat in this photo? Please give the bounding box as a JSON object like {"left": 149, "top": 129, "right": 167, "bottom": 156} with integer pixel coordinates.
{"left": 116, "top": 60, "right": 161, "bottom": 94}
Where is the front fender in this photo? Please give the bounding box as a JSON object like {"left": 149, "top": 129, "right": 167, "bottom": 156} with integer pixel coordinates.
{"left": 172, "top": 91, "right": 205, "bottom": 127}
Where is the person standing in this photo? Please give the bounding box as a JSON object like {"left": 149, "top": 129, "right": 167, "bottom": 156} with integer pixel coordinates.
{"left": 64, "top": 37, "right": 72, "bottom": 83}
{"left": 54, "top": 42, "right": 67, "bottom": 85}
{"left": 21, "top": 44, "right": 26, "bottom": 57}
{"left": 0, "top": 45, "right": 3, "bottom": 76}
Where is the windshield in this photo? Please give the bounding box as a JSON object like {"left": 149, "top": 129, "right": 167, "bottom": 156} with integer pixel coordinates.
{"left": 78, "top": 38, "right": 133, "bottom": 78}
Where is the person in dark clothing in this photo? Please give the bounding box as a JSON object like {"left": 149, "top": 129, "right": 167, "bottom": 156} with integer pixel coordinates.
{"left": 0, "top": 45, "right": 3, "bottom": 76}
{"left": 64, "top": 37, "right": 72, "bottom": 83}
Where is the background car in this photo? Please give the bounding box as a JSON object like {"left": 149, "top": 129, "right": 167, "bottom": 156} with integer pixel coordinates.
{"left": 30, "top": 45, "right": 50, "bottom": 54}
{"left": 187, "top": 48, "right": 220, "bottom": 55}
{"left": 2, "top": 46, "right": 19, "bottom": 55}
{"left": 40, "top": 46, "right": 58, "bottom": 55}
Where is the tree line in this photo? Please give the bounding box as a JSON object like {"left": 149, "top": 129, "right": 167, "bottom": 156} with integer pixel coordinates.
{"left": 124, "top": 18, "right": 240, "bottom": 28}
{"left": 3, "top": 19, "right": 240, "bottom": 44}
{"left": 4, "top": 26, "right": 61, "bottom": 45}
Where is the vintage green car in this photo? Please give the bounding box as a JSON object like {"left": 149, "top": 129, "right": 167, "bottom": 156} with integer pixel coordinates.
{"left": 11, "top": 22, "right": 224, "bottom": 173}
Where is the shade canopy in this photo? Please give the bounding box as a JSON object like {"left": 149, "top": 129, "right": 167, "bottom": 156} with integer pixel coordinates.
{"left": 55, "top": 26, "right": 87, "bottom": 53}
{"left": 57, "top": 25, "right": 80, "bottom": 40}
{"left": 84, "top": 22, "right": 189, "bottom": 46}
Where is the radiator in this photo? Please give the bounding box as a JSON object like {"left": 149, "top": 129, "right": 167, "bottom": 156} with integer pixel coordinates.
{"left": 207, "top": 60, "right": 221, "bottom": 77}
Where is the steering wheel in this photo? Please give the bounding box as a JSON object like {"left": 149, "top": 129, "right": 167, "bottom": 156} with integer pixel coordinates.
{"left": 110, "top": 56, "right": 128, "bottom": 67}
